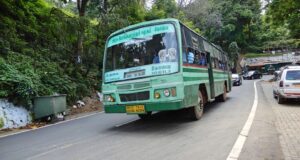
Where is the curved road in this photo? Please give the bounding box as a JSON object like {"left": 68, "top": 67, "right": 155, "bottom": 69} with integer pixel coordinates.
{"left": 0, "top": 78, "right": 281, "bottom": 160}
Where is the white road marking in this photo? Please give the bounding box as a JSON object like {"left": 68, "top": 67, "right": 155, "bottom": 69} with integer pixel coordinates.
{"left": 115, "top": 119, "right": 138, "bottom": 127}
{"left": 0, "top": 111, "right": 104, "bottom": 139}
{"left": 26, "top": 143, "right": 75, "bottom": 160}
{"left": 227, "top": 81, "right": 259, "bottom": 160}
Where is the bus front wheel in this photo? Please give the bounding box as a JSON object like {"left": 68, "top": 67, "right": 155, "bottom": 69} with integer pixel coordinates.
{"left": 190, "top": 91, "right": 204, "bottom": 120}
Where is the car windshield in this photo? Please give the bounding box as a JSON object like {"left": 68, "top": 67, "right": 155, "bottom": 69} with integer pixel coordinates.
{"left": 104, "top": 24, "right": 179, "bottom": 83}
{"left": 286, "top": 70, "right": 300, "bottom": 80}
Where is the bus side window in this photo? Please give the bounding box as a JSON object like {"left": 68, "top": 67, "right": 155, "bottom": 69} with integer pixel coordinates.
{"left": 215, "top": 58, "right": 219, "bottom": 69}
{"left": 214, "top": 58, "right": 218, "bottom": 69}
{"left": 200, "top": 52, "right": 206, "bottom": 66}
{"left": 194, "top": 51, "right": 200, "bottom": 65}
{"left": 182, "top": 47, "right": 188, "bottom": 63}
{"left": 187, "top": 48, "right": 195, "bottom": 64}
{"left": 211, "top": 58, "right": 215, "bottom": 68}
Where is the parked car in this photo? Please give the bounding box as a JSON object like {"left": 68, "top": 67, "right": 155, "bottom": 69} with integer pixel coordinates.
{"left": 232, "top": 74, "right": 242, "bottom": 86}
{"left": 273, "top": 65, "right": 300, "bottom": 104}
{"left": 243, "top": 70, "right": 262, "bottom": 80}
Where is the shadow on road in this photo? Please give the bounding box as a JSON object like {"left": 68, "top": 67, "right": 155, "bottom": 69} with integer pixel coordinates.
{"left": 106, "top": 98, "right": 232, "bottom": 134}
{"left": 278, "top": 100, "right": 300, "bottom": 107}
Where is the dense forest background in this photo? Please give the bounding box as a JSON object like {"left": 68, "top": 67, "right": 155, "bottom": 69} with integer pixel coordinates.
{"left": 0, "top": 0, "right": 299, "bottom": 107}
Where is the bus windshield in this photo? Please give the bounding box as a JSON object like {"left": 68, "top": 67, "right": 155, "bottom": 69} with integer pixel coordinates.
{"left": 104, "top": 23, "right": 179, "bottom": 83}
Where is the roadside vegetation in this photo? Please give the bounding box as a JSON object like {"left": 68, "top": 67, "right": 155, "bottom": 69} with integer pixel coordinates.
{"left": 243, "top": 53, "right": 283, "bottom": 58}
{"left": 0, "top": 0, "right": 299, "bottom": 107}
{"left": 0, "top": 117, "right": 3, "bottom": 128}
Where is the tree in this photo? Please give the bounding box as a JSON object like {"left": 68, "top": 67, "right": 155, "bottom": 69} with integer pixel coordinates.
{"left": 267, "top": 0, "right": 300, "bottom": 38}
{"left": 228, "top": 41, "right": 240, "bottom": 73}
{"left": 75, "top": 0, "right": 89, "bottom": 66}
{"left": 182, "top": 0, "right": 262, "bottom": 53}
{"left": 184, "top": 0, "right": 221, "bottom": 37}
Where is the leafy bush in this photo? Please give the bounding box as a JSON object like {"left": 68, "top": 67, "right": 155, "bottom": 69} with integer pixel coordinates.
{"left": 0, "top": 117, "right": 3, "bottom": 128}
{"left": 0, "top": 52, "right": 86, "bottom": 106}
{"left": 243, "top": 53, "right": 282, "bottom": 58}
{"left": 0, "top": 0, "right": 101, "bottom": 107}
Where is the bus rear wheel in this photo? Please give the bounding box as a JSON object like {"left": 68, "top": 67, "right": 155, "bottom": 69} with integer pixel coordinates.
{"left": 217, "top": 85, "right": 227, "bottom": 102}
{"left": 190, "top": 91, "right": 204, "bottom": 120}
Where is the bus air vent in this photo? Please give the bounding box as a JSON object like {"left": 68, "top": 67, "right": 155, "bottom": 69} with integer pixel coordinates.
{"left": 134, "top": 82, "right": 151, "bottom": 89}
{"left": 119, "top": 91, "right": 149, "bottom": 102}
{"left": 117, "top": 85, "right": 132, "bottom": 90}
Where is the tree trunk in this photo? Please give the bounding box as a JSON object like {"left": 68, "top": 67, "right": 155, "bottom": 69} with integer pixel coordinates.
{"left": 74, "top": 0, "right": 89, "bottom": 74}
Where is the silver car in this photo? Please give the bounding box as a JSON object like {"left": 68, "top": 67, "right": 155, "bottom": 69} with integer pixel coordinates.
{"left": 273, "top": 66, "right": 300, "bottom": 104}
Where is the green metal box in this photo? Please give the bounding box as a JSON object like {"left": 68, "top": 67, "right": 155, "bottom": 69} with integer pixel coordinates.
{"left": 33, "top": 95, "right": 67, "bottom": 119}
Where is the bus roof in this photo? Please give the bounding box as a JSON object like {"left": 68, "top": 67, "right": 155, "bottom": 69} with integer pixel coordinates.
{"left": 108, "top": 18, "right": 180, "bottom": 39}
{"left": 106, "top": 18, "right": 227, "bottom": 57}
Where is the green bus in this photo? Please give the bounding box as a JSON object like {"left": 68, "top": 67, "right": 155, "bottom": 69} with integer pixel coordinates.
{"left": 102, "top": 18, "right": 231, "bottom": 120}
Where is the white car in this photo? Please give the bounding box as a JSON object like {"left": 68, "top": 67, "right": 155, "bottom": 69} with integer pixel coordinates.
{"left": 273, "top": 65, "right": 300, "bottom": 104}
{"left": 232, "top": 74, "right": 242, "bottom": 86}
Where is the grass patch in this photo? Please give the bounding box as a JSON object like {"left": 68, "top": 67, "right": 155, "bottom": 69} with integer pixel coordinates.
{"left": 0, "top": 117, "right": 4, "bottom": 128}
{"left": 243, "top": 53, "right": 283, "bottom": 58}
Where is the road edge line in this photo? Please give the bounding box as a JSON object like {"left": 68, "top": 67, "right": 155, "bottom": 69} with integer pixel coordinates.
{"left": 226, "top": 81, "right": 259, "bottom": 160}
{"left": 0, "top": 111, "right": 104, "bottom": 139}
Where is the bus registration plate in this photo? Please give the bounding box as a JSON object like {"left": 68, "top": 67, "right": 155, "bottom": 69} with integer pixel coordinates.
{"left": 126, "top": 105, "right": 145, "bottom": 113}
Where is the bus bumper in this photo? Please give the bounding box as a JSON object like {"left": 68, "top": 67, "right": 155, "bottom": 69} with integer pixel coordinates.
{"left": 104, "top": 100, "right": 183, "bottom": 113}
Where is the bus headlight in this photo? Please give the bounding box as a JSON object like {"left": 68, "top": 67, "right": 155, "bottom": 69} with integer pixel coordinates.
{"left": 105, "top": 95, "right": 115, "bottom": 102}
{"left": 154, "top": 92, "right": 161, "bottom": 99}
{"left": 164, "top": 89, "right": 170, "bottom": 97}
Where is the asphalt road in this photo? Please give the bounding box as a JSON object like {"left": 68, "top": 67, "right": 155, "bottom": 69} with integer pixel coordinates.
{"left": 0, "top": 78, "right": 277, "bottom": 160}
{"left": 239, "top": 75, "right": 284, "bottom": 160}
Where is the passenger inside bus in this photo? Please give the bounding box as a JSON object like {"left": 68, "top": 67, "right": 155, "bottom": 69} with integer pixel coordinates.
{"left": 153, "top": 52, "right": 159, "bottom": 63}
{"left": 167, "top": 48, "right": 177, "bottom": 62}
{"left": 200, "top": 53, "right": 206, "bottom": 66}
{"left": 187, "top": 48, "right": 194, "bottom": 64}
{"left": 158, "top": 49, "right": 167, "bottom": 62}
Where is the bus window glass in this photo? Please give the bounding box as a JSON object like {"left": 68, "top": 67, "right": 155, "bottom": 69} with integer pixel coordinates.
{"left": 200, "top": 53, "right": 207, "bottom": 66}
{"left": 105, "top": 24, "right": 179, "bottom": 83}
{"left": 180, "top": 26, "right": 187, "bottom": 63}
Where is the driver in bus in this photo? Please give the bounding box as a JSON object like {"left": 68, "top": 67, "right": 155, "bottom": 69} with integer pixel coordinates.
{"left": 153, "top": 52, "right": 160, "bottom": 63}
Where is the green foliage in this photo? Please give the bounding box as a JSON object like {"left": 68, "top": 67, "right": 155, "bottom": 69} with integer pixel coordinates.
{"left": 244, "top": 53, "right": 283, "bottom": 58}
{"left": 0, "top": 53, "right": 79, "bottom": 106}
{"left": 264, "top": 39, "right": 300, "bottom": 49}
{"left": 1, "top": 0, "right": 298, "bottom": 107}
{"left": 0, "top": 117, "right": 3, "bottom": 128}
{"left": 267, "top": 0, "right": 300, "bottom": 38}
{"left": 228, "top": 42, "right": 240, "bottom": 61}
{"left": 0, "top": 0, "right": 98, "bottom": 106}
{"left": 184, "top": 0, "right": 262, "bottom": 53}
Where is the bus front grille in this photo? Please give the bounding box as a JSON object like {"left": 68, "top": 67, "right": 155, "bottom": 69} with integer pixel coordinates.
{"left": 117, "top": 84, "right": 132, "bottom": 90}
{"left": 119, "top": 91, "right": 149, "bottom": 102}
{"left": 134, "top": 82, "right": 150, "bottom": 89}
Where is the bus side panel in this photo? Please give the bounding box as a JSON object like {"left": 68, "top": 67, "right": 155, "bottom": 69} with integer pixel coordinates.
{"left": 213, "top": 70, "right": 228, "bottom": 97}
{"left": 183, "top": 84, "right": 199, "bottom": 107}
{"left": 205, "top": 82, "right": 212, "bottom": 100}
{"left": 228, "top": 72, "right": 232, "bottom": 92}
{"left": 182, "top": 67, "right": 209, "bottom": 107}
